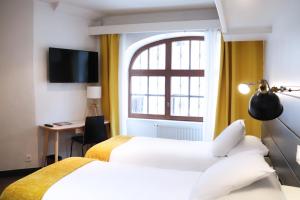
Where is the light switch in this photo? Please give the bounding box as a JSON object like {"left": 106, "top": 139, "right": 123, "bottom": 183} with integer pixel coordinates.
{"left": 297, "top": 145, "right": 300, "bottom": 165}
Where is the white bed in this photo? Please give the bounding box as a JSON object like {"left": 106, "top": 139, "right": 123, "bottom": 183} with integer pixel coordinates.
{"left": 86, "top": 120, "right": 268, "bottom": 171}
{"left": 43, "top": 160, "right": 285, "bottom": 200}
{"left": 108, "top": 135, "right": 268, "bottom": 171}
{"left": 109, "top": 137, "right": 220, "bottom": 171}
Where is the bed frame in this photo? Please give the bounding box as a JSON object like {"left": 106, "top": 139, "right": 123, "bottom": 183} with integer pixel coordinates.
{"left": 262, "top": 118, "right": 300, "bottom": 186}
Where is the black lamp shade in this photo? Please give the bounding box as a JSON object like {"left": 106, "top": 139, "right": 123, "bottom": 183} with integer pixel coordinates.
{"left": 248, "top": 92, "right": 283, "bottom": 121}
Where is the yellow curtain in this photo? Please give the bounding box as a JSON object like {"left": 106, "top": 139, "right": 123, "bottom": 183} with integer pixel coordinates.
{"left": 214, "top": 38, "right": 263, "bottom": 138}
{"left": 100, "top": 34, "right": 120, "bottom": 137}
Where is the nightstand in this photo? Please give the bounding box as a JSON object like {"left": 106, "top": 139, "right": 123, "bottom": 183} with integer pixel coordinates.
{"left": 281, "top": 185, "right": 300, "bottom": 200}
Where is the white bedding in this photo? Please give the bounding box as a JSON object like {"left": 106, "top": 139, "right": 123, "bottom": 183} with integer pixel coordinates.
{"left": 43, "top": 161, "right": 285, "bottom": 200}
{"left": 218, "top": 174, "right": 285, "bottom": 200}
{"left": 110, "top": 137, "right": 220, "bottom": 171}
{"left": 43, "top": 161, "right": 200, "bottom": 200}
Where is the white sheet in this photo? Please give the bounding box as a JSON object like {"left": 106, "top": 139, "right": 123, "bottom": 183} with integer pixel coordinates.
{"left": 218, "top": 173, "right": 285, "bottom": 200}
{"left": 43, "top": 161, "right": 285, "bottom": 200}
{"left": 110, "top": 137, "right": 220, "bottom": 171}
{"left": 43, "top": 161, "right": 201, "bottom": 200}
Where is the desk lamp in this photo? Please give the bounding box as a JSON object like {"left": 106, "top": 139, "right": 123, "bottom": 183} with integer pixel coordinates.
{"left": 87, "top": 86, "right": 101, "bottom": 116}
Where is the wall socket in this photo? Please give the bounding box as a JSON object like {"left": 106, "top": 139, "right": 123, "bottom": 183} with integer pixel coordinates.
{"left": 25, "top": 154, "right": 32, "bottom": 162}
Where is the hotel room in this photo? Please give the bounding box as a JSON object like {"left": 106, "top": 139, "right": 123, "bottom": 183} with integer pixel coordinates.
{"left": 0, "top": 0, "right": 300, "bottom": 199}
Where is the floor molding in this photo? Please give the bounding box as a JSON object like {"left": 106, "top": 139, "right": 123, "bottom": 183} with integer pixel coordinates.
{"left": 0, "top": 168, "right": 40, "bottom": 177}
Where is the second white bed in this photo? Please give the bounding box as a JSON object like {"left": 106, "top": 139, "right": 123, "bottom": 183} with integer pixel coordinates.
{"left": 109, "top": 136, "right": 268, "bottom": 171}
{"left": 109, "top": 137, "right": 219, "bottom": 171}
{"left": 43, "top": 160, "right": 284, "bottom": 200}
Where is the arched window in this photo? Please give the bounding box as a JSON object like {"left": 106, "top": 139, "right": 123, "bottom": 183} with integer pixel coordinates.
{"left": 129, "top": 36, "right": 205, "bottom": 122}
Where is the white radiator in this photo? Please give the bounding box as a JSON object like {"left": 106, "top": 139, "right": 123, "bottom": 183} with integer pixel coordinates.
{"left": 156, "top": 124, "right": 202, "bottom": 141}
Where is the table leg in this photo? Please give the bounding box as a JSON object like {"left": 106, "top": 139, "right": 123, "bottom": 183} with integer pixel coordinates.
{"left": 43, "top": 130, "right": 49, "bottom": 166}
{"left": 54, "top": 131, "right": 59, "bottom": 162}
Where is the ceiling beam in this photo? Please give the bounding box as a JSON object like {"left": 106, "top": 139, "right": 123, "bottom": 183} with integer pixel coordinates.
{"left": 88, "top": 20, "right": 220, "bottom": 35}
{"left": 223, "top": 27, "right": 272, "bottom": 41}
{"left": 214, "top": 0, "right": 227, "bottom": 33}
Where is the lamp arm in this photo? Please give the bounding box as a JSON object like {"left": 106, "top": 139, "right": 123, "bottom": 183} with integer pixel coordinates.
{"left": 271, "top": 86, "right": 300, "bottom": 93}
{"left": 240, "top": 80, "right": 300, "bottom": 93}
{"left": 258, "top": 79, "right": 270, "bottom": 93}
{"left": 280, "top": 87, "right": 300, "bottom": 92}
{"left": 264, "top": 80, "right": 271, "bottom": 91}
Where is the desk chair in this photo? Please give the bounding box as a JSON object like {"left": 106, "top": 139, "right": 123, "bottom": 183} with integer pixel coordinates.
{"left": 70, "top": 116, "right": 107, "bottom": 156}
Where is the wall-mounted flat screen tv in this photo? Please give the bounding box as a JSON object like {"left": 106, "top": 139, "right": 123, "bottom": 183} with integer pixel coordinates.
{"left": 49, "top": 47, "right": 98, "bottom": 83}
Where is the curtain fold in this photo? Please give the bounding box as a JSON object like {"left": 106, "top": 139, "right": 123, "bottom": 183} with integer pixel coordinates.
{"left": 100, "top": 34, "right": 120, "bottom": 137}
{"left": 214, "top": 38, "right": 263, "bottom": 138}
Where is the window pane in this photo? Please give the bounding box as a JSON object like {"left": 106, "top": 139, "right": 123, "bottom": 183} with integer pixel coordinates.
{"left": 191, "top": 40, "right": 201, "bottom": 69}
{"left": 171, "top": 97, "right": 189, "bottom": 116}
{"left": 172, "top": 41, "right": 190, "bottom": 69}
{"left": 149, "top": 44, "right": 165, "bottom": 69}
{"left": 149, "top": 76, "right": 165, "bottom": 95}
{"left": 171, "top": 77, "right": 189, "bottom": 96}
{"left": 190, "top": 77, "right": 204, "bottom": 97}
{"left": 199, "top": 98, "right": 205, "bottom": 117}
{"left": 190, "top": 97, "right": 205, "bottom": 117}
{"left": 131, "top": 76, "right": 148, "bottom": 94}
{"left": 190, "top": 77, "right": 200, "bottom": 96}
{"left": 131, "top": 95, "right": 147, "bottom": 114}
{"left": 132, "top": 50, "right": 148, "bottom": 69}
{"left": 190, "top": 97, "right": 201, "bottom": 117}
{"left": 149, "top": 96, "right": 165, "bottom": 115}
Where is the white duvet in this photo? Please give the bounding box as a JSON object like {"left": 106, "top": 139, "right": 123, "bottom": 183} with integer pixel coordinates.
{"left": 43, "top": 161, "right": 284, "bottom": 200}
{"left": 109, "top": 137, "right": 220, "bottom": 171}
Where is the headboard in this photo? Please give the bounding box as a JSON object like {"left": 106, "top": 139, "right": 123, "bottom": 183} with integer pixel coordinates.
{"left": 262, "top": 93, "right": 300, "bottom": 187}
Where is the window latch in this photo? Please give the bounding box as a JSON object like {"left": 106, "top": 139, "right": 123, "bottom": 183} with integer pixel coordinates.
{"left": 167, "top": 102, "right": 170, "bottom": 107}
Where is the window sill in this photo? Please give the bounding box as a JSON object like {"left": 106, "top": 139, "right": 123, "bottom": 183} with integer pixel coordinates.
{"left": 127, "top": 117, "right": 202, "bottom": 125}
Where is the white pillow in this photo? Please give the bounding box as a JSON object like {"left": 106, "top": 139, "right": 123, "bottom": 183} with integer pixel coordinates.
{"left": 212, "top": 120, "right": 245, "bottom": 156}
{"left": 228, "top": 135, "right": 269, "bottom": 156}
{"left": 189, "top": 151, "right": 275, "bottom": 200}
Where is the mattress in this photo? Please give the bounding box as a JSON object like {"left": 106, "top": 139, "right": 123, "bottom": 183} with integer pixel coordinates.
{"left": 42, "top": 160, "right": 285, "bottom": 200}
{"left": 109, "top": 136, "right": 220, "bottom": 171}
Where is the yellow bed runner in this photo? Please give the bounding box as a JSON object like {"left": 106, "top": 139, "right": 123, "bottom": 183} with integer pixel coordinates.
{"left": 85, "top": 135, "right": 133, "bottom": 161}
{"left": 0, "top": 157, "right": 94, "bottom": 200}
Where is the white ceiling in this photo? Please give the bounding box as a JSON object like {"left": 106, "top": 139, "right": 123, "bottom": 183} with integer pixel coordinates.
{"left": 60, "top": 0, "right": 215, "bottom": 14}
{"left": 216, "top": 0, "right": 283, "bottom": 41}
{"left": 220, "top": 0, "right": 282, "bottom": 30}
{"left": 45, "top": 0, "right": 287, "bottom": 41}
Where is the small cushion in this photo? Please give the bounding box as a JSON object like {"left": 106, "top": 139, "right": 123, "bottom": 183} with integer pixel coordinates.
{"left": 189, "top": 151, "right": 275, "bottom": 200}
{"left": 212, "top": 120, "right": 245, "bottom": 157}
{"left": 228, "top": 135, "right": 269, "bottom": 156}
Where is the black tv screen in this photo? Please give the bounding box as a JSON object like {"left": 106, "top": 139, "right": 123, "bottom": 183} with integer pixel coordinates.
{"left": 49, "top": 47, "right": 98, "bottom": 83}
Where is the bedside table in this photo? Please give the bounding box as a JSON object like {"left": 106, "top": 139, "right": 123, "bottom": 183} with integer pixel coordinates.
{"left": 281, "top": 185, "right": 300, "bottom": 200}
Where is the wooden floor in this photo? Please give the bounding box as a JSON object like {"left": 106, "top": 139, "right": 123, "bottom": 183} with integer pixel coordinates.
{"left": 0, "top": 175, "right": 24, "bottom": 194}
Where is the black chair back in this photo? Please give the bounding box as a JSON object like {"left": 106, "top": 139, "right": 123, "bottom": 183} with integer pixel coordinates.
{"left": 84, "top": 116, "right": 107, "bottom": 144}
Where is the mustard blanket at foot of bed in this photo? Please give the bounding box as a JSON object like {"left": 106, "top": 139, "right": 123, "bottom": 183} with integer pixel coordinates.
{"left": 0, "top": 157, "right": 94, "bottom": 200}
{"left": 85, "top": 135, "right": 133, "bottom": 161}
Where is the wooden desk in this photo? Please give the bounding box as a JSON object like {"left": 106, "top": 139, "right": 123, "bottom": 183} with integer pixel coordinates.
{"left": 40, "top": 120, "right": 110, "bottom": 163}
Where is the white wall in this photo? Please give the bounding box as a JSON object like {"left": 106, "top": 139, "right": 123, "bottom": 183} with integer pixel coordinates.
{"left": 0, "top": 0, "right": 37, "bottom": 171}
{"left": 33, "top": 1, "right": 99, "bottom": 161}
{"left": 0, "top": 0, "right": 99, "bottom": 171}
{"left": 264, "top": 0, "right": 300, "bottom": 86}
{"left": 264, "top": 0, "right": 300, "bottom": 135}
